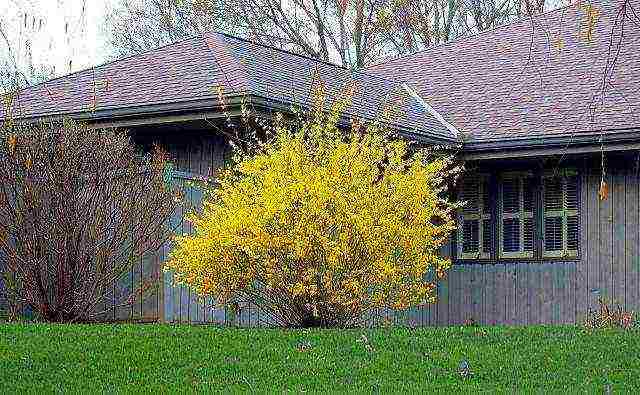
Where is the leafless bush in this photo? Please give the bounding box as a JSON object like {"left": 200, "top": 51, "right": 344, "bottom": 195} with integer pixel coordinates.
{"left": 0, "top": 119, "right": 181, "bottom": 322}
{"left": 584, "top": 298, "right": 635, "bottom": 330}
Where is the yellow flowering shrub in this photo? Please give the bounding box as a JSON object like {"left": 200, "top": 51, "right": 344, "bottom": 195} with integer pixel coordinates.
{"left": 165, "top": 89, "right": 461, "bottom": 327}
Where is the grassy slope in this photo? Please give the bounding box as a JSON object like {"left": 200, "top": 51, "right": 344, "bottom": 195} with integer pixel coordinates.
{"left": 0, "top": 324, "right": 638, "bottom": 393}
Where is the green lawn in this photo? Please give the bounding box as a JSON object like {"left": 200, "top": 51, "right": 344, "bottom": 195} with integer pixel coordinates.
{"left": 0, "top": 324, "right": 638, "bottom": 392}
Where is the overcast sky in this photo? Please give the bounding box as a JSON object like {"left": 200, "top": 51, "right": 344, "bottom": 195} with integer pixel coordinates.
{"left": 0, "top": 0, "right": 115, "bottom": 77}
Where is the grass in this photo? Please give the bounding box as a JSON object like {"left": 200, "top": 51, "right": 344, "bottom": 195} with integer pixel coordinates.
{"left": 0, "top": 323, "right": 638, "bottom": 392}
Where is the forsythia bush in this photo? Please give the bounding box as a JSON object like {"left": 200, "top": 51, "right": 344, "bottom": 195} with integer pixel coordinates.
{"left": 166, "top": 89, "right": 461, "bottom": 327}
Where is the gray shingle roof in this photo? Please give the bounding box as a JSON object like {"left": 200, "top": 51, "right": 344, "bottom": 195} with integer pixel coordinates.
{"left": 1, "top": 33, "right": 455, "bottom": 143}
{"left": 5, "top": 0, "right": 637, "bottom": 147}
{"left": 2, "top": 36, "right": 233, "bottom": 119}
{"left": 368, "top": 0, "right": 640, "bottom": 143}
{"left": 217, "top": 33, "right": 454, "bottom": 141}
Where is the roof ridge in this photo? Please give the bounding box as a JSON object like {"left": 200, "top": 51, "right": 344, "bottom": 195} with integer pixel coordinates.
{"left": 202, "top": 33, "right": 252, "bottom": 94}
{"left": 12, "top": 29, "right": 408, "bottom": 98}
{"left": 209, "top": 31, "right": 349, "bottom": 70}
{"left": 401, "top": 82, "right": 460, "bottom": 141}
{"left": 206, "top": 31, "right": 424, "bottom": 101}
{"left": 367, "top": 0, "right": 582, "bottom": 70}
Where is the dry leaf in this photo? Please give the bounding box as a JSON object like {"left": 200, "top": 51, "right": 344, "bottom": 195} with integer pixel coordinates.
{"left": 8, "top": 134, "right": 17, "bottom": 155}
{"left": 599, "top": 179, "right": 609, "bottom": 201}
{"left": 553, "top": 37, "right": 565, "bottom": 51}
{"left": 580, "top": 4, "right": 600, "bottom": 42}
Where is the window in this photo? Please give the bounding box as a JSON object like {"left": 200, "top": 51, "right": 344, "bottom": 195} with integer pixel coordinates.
{"left": 499, "top": 172, "right": 535, "bottom": 259}
{"left": 542, "top": 170, "right": 579, "bottom": 258}
{"left": 455, "top": 169, "right": 580, "bottom": 262}
{"left": 457, "top": 175, "right": 492, "bottom": 260}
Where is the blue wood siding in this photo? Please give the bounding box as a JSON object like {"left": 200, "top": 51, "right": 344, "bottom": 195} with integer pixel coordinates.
{"left": 432, "top": 157, "right": 640, "bottom": 326}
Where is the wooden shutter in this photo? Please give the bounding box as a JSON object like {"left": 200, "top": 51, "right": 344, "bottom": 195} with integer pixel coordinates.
{"left": 543, "top": 170, "right": 579, "bottom": 258}
{"left": 457, "top": 175, "right": 491, "bottom": 260}
{"left": 500, "top": 172, "right": 535, "bottom": 258}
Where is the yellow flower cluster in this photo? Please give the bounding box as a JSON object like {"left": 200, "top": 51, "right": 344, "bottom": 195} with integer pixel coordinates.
{"left": 165, "top": 90, "right": 459, "bottom": 324}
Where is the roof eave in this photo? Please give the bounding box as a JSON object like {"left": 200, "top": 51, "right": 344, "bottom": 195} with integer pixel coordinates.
{"left": 0, "top": 94, "right": 457, "bottom": 146}
{"left": 0, "top": 95, "right": 251, "bottom": 128}
{"left": 462, "top": 129, "right": 640, "bottom": 160}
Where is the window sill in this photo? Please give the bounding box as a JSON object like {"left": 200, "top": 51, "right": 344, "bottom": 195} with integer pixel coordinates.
{"left": 453, "top": 257, "right": 581, "bottom": 265}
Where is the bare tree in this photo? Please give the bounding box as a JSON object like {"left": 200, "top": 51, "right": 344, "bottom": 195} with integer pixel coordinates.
{"left": 0, "top": 0, "right": 89, "bottom": 92}
{"left": 0, "top": 13, "right": 53, "bottom": 93}
{"left": 0, "top": 120, "right": 181, "bottom": 322}
{"left": 106, "top": 0, "right": 536, "bottom": 67}
{"left": 105, "top": 0, "right": 230, "bottom": 58}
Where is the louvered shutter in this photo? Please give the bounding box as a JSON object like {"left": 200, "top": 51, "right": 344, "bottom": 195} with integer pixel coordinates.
{"left": 457, "top": 175, "right": 491, "bottom": 259}
{"left": 500, "top": 173, "right": 535, "bottom": 258}
{"left": 543, "top": 170, "right": 579, "bottom": 258}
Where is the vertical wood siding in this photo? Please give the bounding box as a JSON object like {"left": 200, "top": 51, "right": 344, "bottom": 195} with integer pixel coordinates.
{"left": 159, "top": 132, "right": 230, "bottom": 324}
{"left": 3, "top": 133, "right": 638, "bottom": 328}
{"left": 428, "top": 160, "right": 639, "bottom": 327}
{"left": 96, "top": 130, "right": 231, "bottom": 324}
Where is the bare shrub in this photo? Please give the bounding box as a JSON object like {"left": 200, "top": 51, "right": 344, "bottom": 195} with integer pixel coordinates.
{"left": 584, "top": 298, "right": 635, "bottom": 330}
{"left": 0, "top": 119, "right": 180, "bottom": 322}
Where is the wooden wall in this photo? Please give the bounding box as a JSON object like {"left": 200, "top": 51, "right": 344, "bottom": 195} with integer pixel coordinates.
{"left": 429, "top": 155, "right": 640, "bottom": 326}
{"left": 0, "top": 128, "right": 229, "bottom": 323}
{"left": 155, "top": 129, "right": 235, "bottom": 324}
{"left": 156, "top": 130, "right": 276, "bottom": 326}
{"left": 156, "top": 145, "right": 640, "bottom": 327}
{"left": 2, "top": 126, "right": 638, "bottom": 327}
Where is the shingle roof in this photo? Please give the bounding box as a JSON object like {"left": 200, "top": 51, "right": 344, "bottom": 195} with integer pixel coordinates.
{"left": 368, "top": 0, "right": 640, "bottom": 143}
{"left": 0, "top": 33, "right": 455, "bottom": 143}
{"left": 4, "top": 0, "right": 638, "bottom": 147}
{"left": 2, "top": 36, "right": 234, "bottom": 119}
{"left": 217, "top": 34, "right": 454, "bottom": 141}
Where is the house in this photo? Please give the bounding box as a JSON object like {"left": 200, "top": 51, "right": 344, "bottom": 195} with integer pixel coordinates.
{"left": 1, "top": 0, "right": 638, "bottom": 326}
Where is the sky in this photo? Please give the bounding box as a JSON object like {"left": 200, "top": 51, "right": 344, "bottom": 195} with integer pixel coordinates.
{"left": 0, "top": 0, "right": 116, "bottom": 78}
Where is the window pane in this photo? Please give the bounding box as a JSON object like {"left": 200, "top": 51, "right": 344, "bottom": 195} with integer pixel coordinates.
{"left": 543, "top": 172, "right": 580, "bottom": 256}
{"left": 523, "top": 177, "right": 535, "bottom": 212}
{"left": 461, "top": 180, "right": 479, "bottom": 215}
{"left": 503, "top": 178, "right": 520, "bottom": 213}
{"left": 524, "top": 217, "right": 535, "bottom": 252}
{"left": 482, "top": 178, "right": 491, "bottom": 213}
{"left": 462, "top": 219, "right": 479, "bottom": 253}
{"left": 544, "top": 216, "right": 563, "bottom": 251}
{"left": 482, "top": 218, "right": 492, "bottom": 253}
{"left": 458, "top": 176, "right": 492, "bottom": 259}
{"left": 566, "top": 176, "right": 579, "bottom": 210}
{"left": 503, "top": 218, "right": 520, "bottom": 252}
{"left": 544, "top": 177, "right": 563, "bottom": 211}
